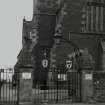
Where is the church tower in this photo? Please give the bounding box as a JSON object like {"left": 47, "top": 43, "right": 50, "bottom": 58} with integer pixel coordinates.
{"left": 14, "top": 0, "right": 65, "bottom": 87}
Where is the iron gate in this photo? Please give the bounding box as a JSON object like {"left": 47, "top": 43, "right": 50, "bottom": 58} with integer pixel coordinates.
{"left": 0, "top": 69, "right": 19, "bottom": 105}
{"left": 33, "top": 69, "right": 81, "bottom": 104}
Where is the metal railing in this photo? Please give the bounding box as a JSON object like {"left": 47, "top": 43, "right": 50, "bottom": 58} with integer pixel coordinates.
{"left": 0, "top": 69, "right": 19, "bottom": 105}
{"left": 33, "top": 70, "right": 81, "bottom": 104}
{"left": 93, "top": 71, "right": 105, "bottom": 102}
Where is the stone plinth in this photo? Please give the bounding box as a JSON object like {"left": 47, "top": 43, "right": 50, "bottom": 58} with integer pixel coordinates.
{"left": 81, "top": 70, "right": 93, "bottom": 102}
{"left": 19, "top": 67, "right": 33, "bottom": 105}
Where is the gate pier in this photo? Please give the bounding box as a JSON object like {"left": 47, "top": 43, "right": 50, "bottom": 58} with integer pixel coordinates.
{"left": 19, "top": 67, "right": 33, "bottom": 105}
{"left": 81, "top": 70, "right": 93, "bottom": 102}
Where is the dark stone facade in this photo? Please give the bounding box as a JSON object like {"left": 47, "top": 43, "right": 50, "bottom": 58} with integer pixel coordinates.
{"left": 14, "top": 0, "right": 105, "bottom": 103}
{"left": 50, "top": 0, "right": 105, "bottom": 70}
{"left": 15, "top": 0, "right": 105, "bottom": 80}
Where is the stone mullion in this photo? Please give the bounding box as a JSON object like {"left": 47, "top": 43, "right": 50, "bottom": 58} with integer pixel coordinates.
{"left": 96, "top": 4, "right": 99, "bottom": 32}
{"left": 90, "top": 3, "right": 94, "bottom": 31}
{"left": 100, "top": 0, "right": 104, "bottom": 32}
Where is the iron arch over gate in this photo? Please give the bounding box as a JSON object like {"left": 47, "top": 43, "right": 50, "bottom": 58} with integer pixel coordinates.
{"left": 33, "top": 35, "right": 82, "bottom": 104}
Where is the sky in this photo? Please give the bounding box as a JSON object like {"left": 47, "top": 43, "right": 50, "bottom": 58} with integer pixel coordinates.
{"left": 0, "top": 0, "right": 33, "bottom": 68}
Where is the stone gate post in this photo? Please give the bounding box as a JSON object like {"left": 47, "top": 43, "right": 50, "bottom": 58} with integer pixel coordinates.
{"left": 81, "top": 69, "right": 93, "bottom": 102}
{"left": 19, "top": 67, "right": 33, "bottom": 105}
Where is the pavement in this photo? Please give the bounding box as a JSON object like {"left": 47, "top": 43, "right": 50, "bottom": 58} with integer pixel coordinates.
{"left": 1, "top": 103, "right": 105, "bottom": 105}
{"left": 19, "top": 102, "right": 105, "bottom": 105}
{"left": 46, "top": 104, "right": 105, "bottom": 105}
{"left": 37, "top": 104, "right": 105, "bottom": 105}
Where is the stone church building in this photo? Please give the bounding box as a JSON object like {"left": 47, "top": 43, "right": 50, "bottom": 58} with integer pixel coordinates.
{"left": 14, "top": 0, "right": 105, "bottom": 81}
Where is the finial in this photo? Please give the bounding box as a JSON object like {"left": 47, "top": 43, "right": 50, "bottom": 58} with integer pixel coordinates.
{"left": 23, "top": 16, "right": 26, "bottom": 22}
